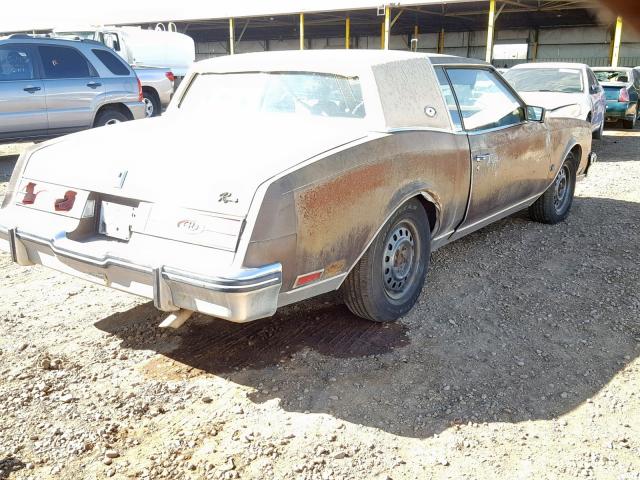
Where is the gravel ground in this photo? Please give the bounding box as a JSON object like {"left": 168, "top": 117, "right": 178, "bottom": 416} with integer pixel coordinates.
{"left": 0, "top": 126, "right": 639, "bottom": 480}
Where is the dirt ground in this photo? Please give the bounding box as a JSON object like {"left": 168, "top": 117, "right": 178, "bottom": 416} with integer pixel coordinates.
{"left": 0, "top": 126, "right": 639, "bottom": 480}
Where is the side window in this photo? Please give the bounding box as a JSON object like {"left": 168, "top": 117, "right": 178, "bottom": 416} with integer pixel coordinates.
{"left": 92, "top": 49, "right": 130, "bottom": 76}
{"left": 446, "top": 68, "right": 525, "bottom": 132}
{"left": 586, "top": 69, "right": 599, "bottom": 91}
{"left": 103, "top": 33, "right": 121, "bottom": 52}
{"left": 434, "top": 67, "right": 463, "bottom": 132}
{"left": 0, "top": 45, "right": 35, "bottom": 81}
{"left": 38, "top": 46, "right": 92, "bottom": 79}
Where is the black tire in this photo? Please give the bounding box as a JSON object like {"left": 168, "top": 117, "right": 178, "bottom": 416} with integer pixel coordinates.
{"left": 592, "top": 119, "right": 604, "bottom": 140}
{"left": 142, "top": 89, "right": 161, "bottom": 117}
{"left": 529, "top": 151, "right": 577, "bottom": 224}
{"left": 94, "top": 108, "right": 129, "bottom": 127}
{"left": 622, "top": 115, "right": 636, "bottom": 129}
{"left": 342, "top": 199, "right": 430, "bottom": 322}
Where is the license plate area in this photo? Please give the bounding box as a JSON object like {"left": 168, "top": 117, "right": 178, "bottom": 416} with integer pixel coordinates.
{"left": 98, "top": 201, "right": 136, "bottom": 241}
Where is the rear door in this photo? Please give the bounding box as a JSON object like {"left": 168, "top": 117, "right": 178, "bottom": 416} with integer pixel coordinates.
{"left": 443, "top": 67, "right": 551, "bottom": 236}
{"left": 0, "top": 44, "right": 48, "bottom": 140}
{"left": 37, "top": 44, "right": 105, "bottom": 133}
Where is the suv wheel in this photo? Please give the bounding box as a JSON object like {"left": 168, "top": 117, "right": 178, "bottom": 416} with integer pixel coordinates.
{"left": 143, "top": 90, "right": 160, "bottom": 117}
{"left": 94, "top": 109, "right": 129, "bottom": 127}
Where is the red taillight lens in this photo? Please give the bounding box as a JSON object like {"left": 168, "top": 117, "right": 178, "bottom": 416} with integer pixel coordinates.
{"left": 618, "top": 88, "right": 630, "bottom": 102}
{"left": 137, "top": 77, "right": 143, "bottom": 102}
{"left": 22, "top": 182, "right": 37, "bottom": 204}
{"left": 165, "top": 71, "right": 175, "bottom": 82}
{"left": 54, "top": 191, "right": 77, "bottom": 212}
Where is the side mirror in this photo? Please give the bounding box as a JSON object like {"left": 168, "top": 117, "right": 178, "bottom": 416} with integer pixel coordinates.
{"left": 526, "top": 105, "right": 545, "bottom": 123}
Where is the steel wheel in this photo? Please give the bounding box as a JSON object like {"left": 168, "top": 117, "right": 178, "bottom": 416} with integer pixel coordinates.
{"left": 553, "top": 164, "right": 571, "bottom": 214}
{"left": 382, "top": 221, "right": 419, "bottom": 300}
{"left": 105, "top": 118, "right": 121, "bottom": 126}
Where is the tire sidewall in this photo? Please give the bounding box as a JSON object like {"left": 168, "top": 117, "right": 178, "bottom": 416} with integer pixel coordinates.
{"left": 550, "top": 153, "right": 577, "bottom": 222}
{"left": 95, "top": 110, "right": 128, "bottom": 127}
{"left": 143, "top": 91, "right": 160, "bottom": 117}
{"left": 366, "top": 200, "right": 431, "bottom": 320}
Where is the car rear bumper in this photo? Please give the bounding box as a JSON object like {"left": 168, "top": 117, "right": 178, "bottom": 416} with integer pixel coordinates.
{"left": 0, "top": 224, "right": 282, "bottom": 323}
{"left": 125, "top": 101, "right": 147, "bottom": 121}
{"left": 604, "top": 101, "right": 635, "bottom": 121}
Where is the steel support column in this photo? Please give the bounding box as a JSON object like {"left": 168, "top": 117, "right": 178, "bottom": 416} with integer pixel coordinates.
{"left": 346, "top": 17, "right": 351, "bottom": 49}
{"left": 300, "top": 13, "right": 305, "bottom": 50}
{"left": 228, "top": 18, "right": 235, "bottom": 55}
{"left": 438, "top": 28, "right": 445, "bottom": 54}
{"left": 485, "top": 0, "right": 496, "bottom": 63}
{"left": 610, "top": 16, "right": 623, "bottom": 67}
{"left": 383, "top": 6, "right": 391, "bottom": 50}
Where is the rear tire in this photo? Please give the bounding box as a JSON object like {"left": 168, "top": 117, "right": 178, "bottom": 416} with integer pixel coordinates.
{"left": 94, "top": 108, "right": 129, "bottom": 127}
{"left": 342, "top": 199, "right": 430, "bottom": 322}
{"left": 623, "top": 115, "right": 636, "bottom": 129}
{"left": 143, "top": 90, "right": 161, "bottom": 117}
{"left": 529, "top": 151, "right": 577, "bottom": 224}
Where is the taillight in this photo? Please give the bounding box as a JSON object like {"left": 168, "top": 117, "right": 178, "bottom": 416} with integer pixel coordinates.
{"left": 22, "top": 182, "right": 37, "bottom": 204}
{"left": 618, "top": 88, "right": 630, "bottom": 102}
{"left": 165, "top": 71, "right": 175, "bottom": 82}
{"left": 137, "top": 77, "right": 143, "bottom": 102}
{"left": 54, "top": 191, "right": 77, "bottom": 212}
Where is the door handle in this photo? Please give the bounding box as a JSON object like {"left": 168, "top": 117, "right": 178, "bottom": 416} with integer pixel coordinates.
{"left": 23, "top": 86, "right": 41, "bottom": 93}
{"left": 474, "top": 153, "right": 492, "bottom": 162}
{"left": 86, "top": 82, "right": 102, "bottom": 88}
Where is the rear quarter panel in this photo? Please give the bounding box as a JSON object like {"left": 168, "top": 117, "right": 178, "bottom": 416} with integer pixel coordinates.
{"left": 244, "top": 131, "right": 470, "bottom": 291}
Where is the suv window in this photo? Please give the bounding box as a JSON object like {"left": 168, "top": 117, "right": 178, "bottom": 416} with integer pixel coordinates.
{"left": 92, "top": 49, "right": 130, "bottom": 75}
{"left": 0, "top": 45, "right": 35, "bottom": 81}
{"left": 446, "top": 68, "right": 524, "bottom": 132}
{"left": 38, "top": 46, "right": 92, "bottom": 79}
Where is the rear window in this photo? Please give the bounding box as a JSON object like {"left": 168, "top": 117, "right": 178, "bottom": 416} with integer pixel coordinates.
{"left": 92, "top": 49, "right": 130, "bottom": 76}
{"left": 0, "top": 45, "right": 35, "bottom": 81}
{"left": 594, "top": 70, "right": 630, "bottom": 83}
{"left": 38, "top": 45, "right": 92, "bottom": 79}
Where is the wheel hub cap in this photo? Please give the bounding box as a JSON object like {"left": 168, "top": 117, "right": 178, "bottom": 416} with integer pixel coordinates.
{"left": 143, "top": 98, "right": 154, "bottom": 117}
{"left": 105, "top": 118, "right": 120, "bottom": 126}
{"left": 383, "top": 225, "right": 415, "bottom": 296}
{"left": 553, "top": 165, "right": 569, "bottom": 212}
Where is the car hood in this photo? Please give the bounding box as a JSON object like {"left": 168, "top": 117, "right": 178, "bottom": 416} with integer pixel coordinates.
{"left": 518, "top": 91, "right": 587, "bottom": 115}
{"left": 22, "top": 114, "right": 368, "bottom": 217}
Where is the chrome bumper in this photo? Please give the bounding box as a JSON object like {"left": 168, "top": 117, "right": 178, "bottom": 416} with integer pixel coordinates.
{"left": 0, "top": 226, "right": 282, "bottom": 322}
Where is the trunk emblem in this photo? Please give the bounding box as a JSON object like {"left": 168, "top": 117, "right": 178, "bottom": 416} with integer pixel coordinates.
{"left": 114, "top": 170, "right": 128, "bottom": 189}
{"left": 177, "top": 220, "right": 204, "bottom": 234}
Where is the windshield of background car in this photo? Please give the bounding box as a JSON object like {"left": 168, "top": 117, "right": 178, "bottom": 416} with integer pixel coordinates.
{"left": 503, "top": 68, "right": 583, "bottom": 93}
{"left": 178, "top": 72, "right": 366, "bottom": 119}
{"left": 594, "top": 69, "right": 630, "bottom": 83}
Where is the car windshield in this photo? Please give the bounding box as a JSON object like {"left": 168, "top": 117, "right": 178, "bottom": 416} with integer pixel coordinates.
{"left": 178, "top": 72, "right": 366, "bottom": 119}
{"left": 594, "top": 69, "right": 630, "bottom": 83}
{"left": 503, "top": 68, "right": 583, "bottom": 93}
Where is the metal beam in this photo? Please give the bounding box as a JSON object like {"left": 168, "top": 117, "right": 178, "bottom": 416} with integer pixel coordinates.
{"left": 438, "top": 28, "right": 445, "bottom": 53}
{"left": 610, "top": 16, "right": 623, "bottom": 67}
{"left": 237, "top": 19, "right": 250, "bottom": 44}
{"left": 383, "top": 5, "right": 391, "bottom": 50}
{"left": 345, "top": 16, "right": 350, "bottom": 49}
{"left": 390, "top": 9, "right": 404, "bottom": 29}
{"left": 485, "top": 0, "right": 496, "bottom": 63}
{"left": 300, "top": 13, "right": 305, "bottom": 50}
{"left": 228, "top": 18, "right": 235, "bottom": 55}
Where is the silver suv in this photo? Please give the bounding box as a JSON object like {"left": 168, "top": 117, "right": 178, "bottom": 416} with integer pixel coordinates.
{"left": 0, "top": 35, "right": 145, "bottom": 143}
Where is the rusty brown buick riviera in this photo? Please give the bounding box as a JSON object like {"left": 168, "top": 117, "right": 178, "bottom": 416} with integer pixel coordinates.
{"left": 0, "top": 51, "right": 596, "bottom": 327}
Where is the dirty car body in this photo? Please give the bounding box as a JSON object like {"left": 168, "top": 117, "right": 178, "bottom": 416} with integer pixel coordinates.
{"left": 0, "top": 51, "right": 595, "bottom": 324}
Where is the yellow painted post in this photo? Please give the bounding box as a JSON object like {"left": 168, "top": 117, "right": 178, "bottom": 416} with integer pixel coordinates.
{"left": 228, "top": 18, "right": 235, "bottom": 55}
{"left": 345, "top": 17, "right": 351, "bottom": 49}
{"left": 611, "top": 16, "right": 623, "bottom": 67}
{"left": 485, "top": 0, "right": 496, "bottom": 63}
{"left": 383, "top": 6, "right": 391, "bottom": 50}
{"left": 299, "top": 13, "right": 305, "bottom": 50}
{"left": 438, "top": 28, "right": 445, "bottom": 54}
{"left": 414, "top": 25, "right": 419, "bottom": 41}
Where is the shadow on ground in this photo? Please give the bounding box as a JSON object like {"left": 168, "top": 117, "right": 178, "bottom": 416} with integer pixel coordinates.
{"left": 96, "top": 194, "right": 640, "bottom": 438}
{"left": 0, "top": 457, "right": 25, "bottom": 480}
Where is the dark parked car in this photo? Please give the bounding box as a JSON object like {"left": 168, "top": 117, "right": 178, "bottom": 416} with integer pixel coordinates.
{"left": 0, "top": 35, "right": 145, "bottom": 143}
